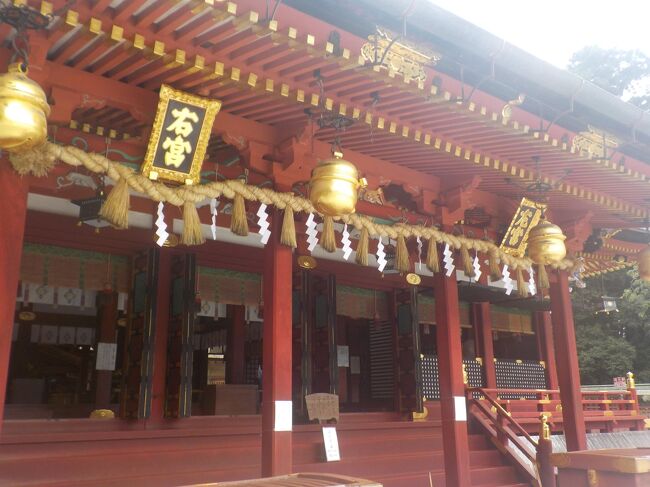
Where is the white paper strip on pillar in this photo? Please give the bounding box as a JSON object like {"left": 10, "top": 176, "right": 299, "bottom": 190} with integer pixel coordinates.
{"left": 256, "top": 203, "right": 271, "bottom": 245}
{"left": 502, "top": 265, "right": 514, "bottom": 295}
{"left": 443, "top": 243, "right": 455, "bottom": 277}
{"left": 528, "top": 266, "right": 537, "bottom": 296}
{"left": 306, "top": 212, "right": 318, "bottom": 252}
{"left": 210, "top": 197, "right": 219, "bottom": 240}
{"left": 472, "top": 255, "right": 482, "bottom": 282}
{"left": 454, "top": 396, "right": 467, "bottom": 421}
{"left": 376, "top": 237, "right": 387, "bottom": 272}
{"left": 341, "top": 224, "right": 352, "bottom": 261}
{"left": 155, "top": 201, "right": 169, "bottom": 247}
{"left": 274, "top": 400, "right": 293, "bottom": 432}
{"left": 417, "top": 236, "right": 423, "bottom": 273}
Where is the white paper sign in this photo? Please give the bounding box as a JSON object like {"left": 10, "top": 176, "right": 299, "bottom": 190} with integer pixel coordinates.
{"left": 350, "top": 356, "right": 361, "bottom": 375}
{"left": 274, "top": 400, "right": 292, "bottom": 432}
{"left": 322, "top": 426, "right": 341, "bottom": 462}
{"left": 96, "top": 342, "right": 118, "bottom": 371}
{"left": 454, "top": 396, "right": 467, "bottom": 421}
{"left": 337, "top": 345, "right": 350, "bottom": 367}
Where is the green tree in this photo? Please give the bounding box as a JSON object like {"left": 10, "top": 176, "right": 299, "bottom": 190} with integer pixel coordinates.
{"left": 568, "top": 46, "right": 650, "bottom": 109}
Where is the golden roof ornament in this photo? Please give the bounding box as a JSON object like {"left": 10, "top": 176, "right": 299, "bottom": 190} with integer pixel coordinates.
{"left": 527, "top": 217, "right": 567, "bottom": 265}
{"left": 309, "top": 149, "right": 367, "bottom": 217}
{"left": 360, "top": 28, "right": 440, "bottom": 83}
{"left": 0, "top": 63, "right": 50, "bottom": 152}
{"left": 638, "top": 245, "right": 650, "bottom": 282}
{"left": 572, "top": 125, "right": 620, "bottom": 158}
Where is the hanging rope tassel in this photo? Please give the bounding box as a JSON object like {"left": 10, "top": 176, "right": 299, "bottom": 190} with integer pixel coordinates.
{"left": 395, "top": 234, "right": 410, "bottom": 273}
{"left": 426, "top": 237, "right": 440, "bottom": 273}
{"left": 230, "top": 193, "right": 249, "bottom": 236}
{"left": 516, "top": 267, "right": 528, "bottom": 298}
{"left": 181, "top": 201, "right": 205, "bottom": 246}
{"left": 538, "top": 263, "right": 550, "bottom": 290}
{"left": 280, "top": 206, "right": 297, "bottom": 248}
{"left": 321, "top": 215, "right": 336, "bottom": 252}
{"left": 488, "top": 247, "right": 502, "bottom": 282}
{"left": 356, "top": 227, "right": 369, "bottom": 266}
{"left": 99, "top": 178, "right": 130, "bottom": 229}
{"left": 460, "top": 243, "right": 475, "bottom": 278}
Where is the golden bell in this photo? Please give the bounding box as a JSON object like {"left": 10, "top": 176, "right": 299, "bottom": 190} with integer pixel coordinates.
{"left": 638, "top": 246, "right": 650, "bottom": 282}
{"left": 309, "top": 151, "right": 367, "bottom": 216}
{"left": 0, "top": 63, "right": 50, "bottom": 152}
{"left": 527, "top": 217, "right": 567, "bottom": 265}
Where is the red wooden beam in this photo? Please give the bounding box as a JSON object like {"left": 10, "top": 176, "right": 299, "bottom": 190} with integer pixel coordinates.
{"left": 472, "top": 302, "right": 496, "bottom": 389}
{"left": 534, "top": 310, "right": 559, "bottom": 391}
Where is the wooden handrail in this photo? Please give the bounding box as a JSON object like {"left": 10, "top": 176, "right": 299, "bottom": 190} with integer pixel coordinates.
{"left": 467, "top": 388, "right": 537, "bottom": 446}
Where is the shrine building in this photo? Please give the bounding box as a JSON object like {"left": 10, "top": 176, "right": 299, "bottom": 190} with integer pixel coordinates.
{"left": 0, "top": 1, "right": 649, "bottom": 486}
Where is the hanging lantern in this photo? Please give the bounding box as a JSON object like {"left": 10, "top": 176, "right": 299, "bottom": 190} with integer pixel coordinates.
{"left": 527, "top": 217, "right": 567, "bottom": 265}
{"left": 597, "top": 296, "right": 618, "bottom": 315}
{"left": 0, "top": 63, "right": 50, "bottom": 152}
{"left": 638, "top": 246, "right": 650, "bottom": 282}
{"left": 309, "top": 151, "right": 367, "bottom": 216}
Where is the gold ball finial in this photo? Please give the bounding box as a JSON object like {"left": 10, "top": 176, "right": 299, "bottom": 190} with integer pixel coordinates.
{"left": 0, "top": 63, "right": 50, "bottom": 152}
{"left": 527, "top": 217, "right": 567, "bottom": 265}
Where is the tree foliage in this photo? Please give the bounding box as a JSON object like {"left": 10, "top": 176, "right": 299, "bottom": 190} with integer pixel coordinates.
{"left": 572, "top": 269, "right": 650, "bottom": 384}
{"left": 568, "top": 46, "right": 650, "bottom": 110}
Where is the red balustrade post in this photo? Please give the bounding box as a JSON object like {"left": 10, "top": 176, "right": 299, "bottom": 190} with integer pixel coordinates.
{"left": 537, "top": 414, "right": 556, "bottom": 487}
{"left": 549, "top": 270, "right": 587, "bottom": 451}
{"left": 434, "top": 271, "right": 471, "bottom": 487}
{"left": 0, "top": 161, "right": 29, "bottom": 433}
{"left": 261, "top": 210, "right": 293, "bottom": 477}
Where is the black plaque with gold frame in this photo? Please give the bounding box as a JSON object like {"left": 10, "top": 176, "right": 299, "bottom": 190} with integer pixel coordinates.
{"left": 141, "top": 84, "right": 221, "bottom": 185}
{"left": 500, "top": 197, "right": 547, "bottom": 257}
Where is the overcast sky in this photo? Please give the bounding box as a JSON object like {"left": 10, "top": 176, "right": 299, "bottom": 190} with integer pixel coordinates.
{"left": 429, "top": 1, "right": 650, "bottom": 68}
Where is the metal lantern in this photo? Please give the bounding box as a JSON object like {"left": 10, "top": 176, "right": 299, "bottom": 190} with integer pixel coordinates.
{"left": 309, "top": 151, "right": 367, "bottom": 216}
{"left": 638, "top": 246, "right": 650, "bottom": 282}
{"left": 527, "top": 217, "right": 567, "bottom": 265}
{"left": 0, "top": 63, "right": 50, "bottom": 152}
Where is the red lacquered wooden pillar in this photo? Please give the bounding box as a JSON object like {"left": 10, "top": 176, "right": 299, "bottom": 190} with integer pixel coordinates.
{"left": 262, "top": 210, "right": 293, "bottom": 477}
{"left": 0, "top": 161, "right": 28, "bottom": 432}
{"left": 534, "top": 310, "right": 559, "bottom": 391}
{"left": 434, "top": 272, "right": 471, "bottom": 487}
{"left": 472, "top": 302, "right": 497, "bottom": 389}
{"left": 549, "top": 270, "right": 586, "bottom": 451}
{"left": 149, "top": 249, "right": 171, "bottom": 421}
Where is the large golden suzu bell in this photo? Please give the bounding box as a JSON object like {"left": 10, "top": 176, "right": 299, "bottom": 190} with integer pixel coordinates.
{"left": 638, "top": 246, "right": 650, "bottom": 282}
{"left": 309, "top": 151, "right": 367, "bottom": 216}
{"left": 0, "top": 63, "right": 50, "bottom": 152}
{"left": 527, "top": 217, "right": 567, "bottom": 265}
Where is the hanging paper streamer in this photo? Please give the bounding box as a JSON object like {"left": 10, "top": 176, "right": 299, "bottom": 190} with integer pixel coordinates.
{"left": 256, "top": 203, "right": 271, "bottom": 245}
{"left": 528, "top": 266, "right": 537, "bottom": 296}
{"left": 376, "top": 237, "right": 387, "bottom": 272}
{"left": 306, "top": 212, "right": 319, "bottom": 252}
{"left": 417, "top": 236, "right": 423, "bottom": 273}
{"left": 155, "top": 201, "right": 169, "bottom": 247}
{"left": 443, "top": 243, "right": 455, "bottom": 277}
{"left": 341, "top": 224, "right": 352, "bottom": 261}
{"left": 502, "top": 265, "right": 514, "bottom": 295}
{"left": 472, "top": 254, "right": 482, "bottom": 282}
{"left": 210, "top": 197, "right": 218, "bottom": 240}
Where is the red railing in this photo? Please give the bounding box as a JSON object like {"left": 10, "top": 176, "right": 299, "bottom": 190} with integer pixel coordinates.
{"left": 466, "top": 387, "right": 555, "bottom": 487}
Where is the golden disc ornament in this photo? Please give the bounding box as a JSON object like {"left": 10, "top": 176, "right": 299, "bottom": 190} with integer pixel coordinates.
{"left": 527, "top": 217, "right": 567, "bottom": 265}
{"left": 0, "top": 63, "right": 50, "bottom": 152}
{"left": 298, "top": 255, "right": 317, "bottom": 270}
{"left": 638, "top": 246, "right": 650, "bottom": 282}
{"left": 405, "top": 273, "right": 421, "bottom": 285}
{"left": 309, "top": 151, "right": 367, "bottom": 216}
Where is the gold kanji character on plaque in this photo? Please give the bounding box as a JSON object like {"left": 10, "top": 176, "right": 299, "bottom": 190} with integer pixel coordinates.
{"left": 166, "top": 107, "right": 199, "bottom": 137}
{"left": 162, "top": 135, "right": 191, "bottom": 168}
